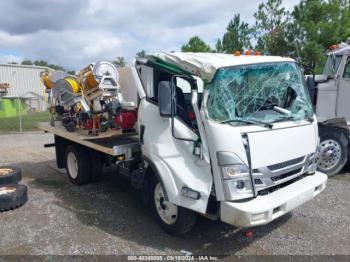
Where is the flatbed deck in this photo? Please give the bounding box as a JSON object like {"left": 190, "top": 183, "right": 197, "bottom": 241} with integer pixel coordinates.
{"left": 38, "top": 122, "right": 140, "bottom": 156}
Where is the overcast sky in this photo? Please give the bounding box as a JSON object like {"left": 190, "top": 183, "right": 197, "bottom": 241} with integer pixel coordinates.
{"left": 0, "top": 0, "right": 299, "bottom": 70}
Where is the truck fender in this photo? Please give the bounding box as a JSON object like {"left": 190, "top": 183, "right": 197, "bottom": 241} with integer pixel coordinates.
{"left": 142, "top": 154, "right": 178, "bottom": 202}
{"left": 142, "top": 153, "right": 212, "bottom": 214}
{"left": 319, "top": 118, "right": 350, "bottom": 147}
{"left": 54, "top": 135, "right": 67, "bottom": 169}
{"left": 339, "top": 131, "right": 349, "bottom": 147}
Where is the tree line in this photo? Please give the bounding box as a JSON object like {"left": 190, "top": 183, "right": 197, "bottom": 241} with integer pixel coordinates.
{"left": 7, "top": 51, "right": 148, "bottom": 74}
{"left": 8, "top": 59, "right": 76, "bottom": 75}
{"left": 181, "top": 0, "right": 350, "bottom": 72}
{"left": 8, "top": 58, "right": 127, "bottom": 75}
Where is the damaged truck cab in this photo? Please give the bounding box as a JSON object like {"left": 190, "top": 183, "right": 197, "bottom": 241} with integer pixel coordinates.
{"left": 134, "top": 52, "right": 327, "bottom": 233}
{"left": 307, "top": 40, "right": 350, "bottom": 176}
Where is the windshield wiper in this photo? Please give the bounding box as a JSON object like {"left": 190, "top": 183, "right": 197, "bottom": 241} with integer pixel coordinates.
{"left": 221, "top": 119, "right": 273, "bottom": 129}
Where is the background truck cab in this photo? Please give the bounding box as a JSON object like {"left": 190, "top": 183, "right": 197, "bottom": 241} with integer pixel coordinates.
{"left": 307, "top": 39, "right": 350, "bottom": 176}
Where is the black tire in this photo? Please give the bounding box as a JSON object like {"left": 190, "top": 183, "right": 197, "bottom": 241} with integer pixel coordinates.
{"left": 317, "top": 130, "right": 348, "bottom": 176}
{"left": 0, "top": 184, "right": 28, "bottom": 212}
{"left": 0, "top": 166, "right": 22, "bottom": 185}
{"left": 65, "top": 145, "right": 92, "bottom": 185}
{"left": 149, "top": 176, "right": 197, "bottom": 235}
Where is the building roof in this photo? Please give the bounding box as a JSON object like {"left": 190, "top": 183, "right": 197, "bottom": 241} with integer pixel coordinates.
{"left": 0, "top": 63, "right": 51, "bottom": 71}
{"left": 149, "top": 52, "right": 295, "bottom": 82}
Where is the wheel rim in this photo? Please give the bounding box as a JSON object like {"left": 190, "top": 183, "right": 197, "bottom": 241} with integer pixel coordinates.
{"left": 317, "top": 139, "right": 342, "bottom": 171}
{"left": 154, "top": 183, "right": 178, "bottom": 225}
{"left": 67, "top": 152, "right": 78, "bottom": 179}
{"left": 0, "top": 168, "right": 13, "bottom": 176}
{"left": 0, "top": 186, "right": 16, "bottom": 195}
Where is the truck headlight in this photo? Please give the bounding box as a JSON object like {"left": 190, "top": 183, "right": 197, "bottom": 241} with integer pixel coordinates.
{"left": 222, "top": 172, "right": 254, "bottom": 201}
{"left": 217, "top": 152, "right": 254, "bottom": 201}
{"left": 222, "top": 165, "right": 249, "bottom": 178}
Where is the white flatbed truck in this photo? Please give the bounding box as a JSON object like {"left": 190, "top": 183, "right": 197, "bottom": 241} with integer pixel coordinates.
{"left": 40, "top": 52, "right": 327, "bottom": 235}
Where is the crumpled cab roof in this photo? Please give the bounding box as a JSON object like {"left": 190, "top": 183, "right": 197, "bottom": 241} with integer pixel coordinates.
{"left": 147, "top": 52, "right": 295, "bottom": 83}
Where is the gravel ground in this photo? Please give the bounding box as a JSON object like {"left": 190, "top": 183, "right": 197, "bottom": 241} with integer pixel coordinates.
{"left": 0, "top": 133, "right": 349, "bottom": 257}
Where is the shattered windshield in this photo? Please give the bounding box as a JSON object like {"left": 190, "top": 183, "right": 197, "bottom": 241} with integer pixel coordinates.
{"left": 206, "top": 62, "right": 313, "bottom": 124}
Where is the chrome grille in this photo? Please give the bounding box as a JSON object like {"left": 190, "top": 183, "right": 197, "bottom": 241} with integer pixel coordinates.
{"left": 253, "top": 154, "right": 313, "bottom": 195}
{"left": 257, "top": 174, "right": 308, "bottom": 196}
{"left": 270, "top": 168, "right": 302, "bottom": 182}
{"left": 267, "top": 156, "right": 304, "bottom": 171}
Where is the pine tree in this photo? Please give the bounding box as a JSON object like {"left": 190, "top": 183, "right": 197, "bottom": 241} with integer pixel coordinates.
{"left": 253, "top": 0, "right": 291, "bottom": 56}
{"left": 221, "top": 14, "right": 252, "bottom": 53}
{"left": 181, "top": 36, "right": 211, "bottom": 52}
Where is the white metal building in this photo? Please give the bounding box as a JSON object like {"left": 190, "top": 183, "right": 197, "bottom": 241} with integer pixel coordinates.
{"left": 0, "top": 63, "right": 51, "bottom": 111}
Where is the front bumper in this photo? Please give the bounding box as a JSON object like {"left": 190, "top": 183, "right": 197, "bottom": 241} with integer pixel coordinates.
{"left": 220, "top": 171, "right": 327, "bottom": 227}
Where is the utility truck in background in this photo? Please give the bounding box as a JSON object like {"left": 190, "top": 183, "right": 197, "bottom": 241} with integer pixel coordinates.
{"left": 40, "top": 52, "right": 327, "bottom": 235}
{"left": 306, "top": 38, "right": 350, "bottom": 176}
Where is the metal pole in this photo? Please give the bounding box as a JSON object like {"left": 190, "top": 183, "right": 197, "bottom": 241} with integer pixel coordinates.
{"left": 18, "top": 97, "right": 22, "bottom": 132}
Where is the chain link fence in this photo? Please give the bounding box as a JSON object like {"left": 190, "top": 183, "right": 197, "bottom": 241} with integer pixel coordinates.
{"left": 0, "top": 97, "right": 50, "bottom": 133}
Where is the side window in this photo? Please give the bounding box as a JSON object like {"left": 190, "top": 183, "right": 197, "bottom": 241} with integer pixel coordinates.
{"left": 343, "top": 60, "right": 350, "bottom": 79}
{"left": 139, "top": 65, "right": 154, "bottom": 98}
{"left": 175, "top": 76, "right": 203, "bottom": 108}
{"left": 139, "top": 65, "right": 173, "bottom": 104}
{"left": 176, "top": 77, "right": 191, "bottom": 94}
{"left": 175, "top": 77, "right": 204, "bottom": 94}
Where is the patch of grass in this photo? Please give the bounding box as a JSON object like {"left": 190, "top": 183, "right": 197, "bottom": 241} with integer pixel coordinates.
{"left": 0, "top": 111, "right": 51, "bottom": 132}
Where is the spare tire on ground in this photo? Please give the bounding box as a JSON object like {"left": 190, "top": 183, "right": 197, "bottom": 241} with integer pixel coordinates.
{"left": 0, "top": 166, "right": 22, "bottom": 184}
{"left": 0, "top": 184, "right": 28, "bottom": 212}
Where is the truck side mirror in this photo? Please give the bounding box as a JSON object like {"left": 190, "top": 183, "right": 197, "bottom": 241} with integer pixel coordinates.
{"left": 158, "top": 81, "right": 174, "bottom": 117}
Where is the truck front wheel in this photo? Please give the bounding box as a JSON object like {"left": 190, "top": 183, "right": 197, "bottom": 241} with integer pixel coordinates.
{"left": 149, "top": 177, "right": 197, "bottom": 235}
{"left": 65, "top": 145, "right": 92, "bottom": 185}
{"left": 317, "top": 131, "right": 348, "bottom": 176}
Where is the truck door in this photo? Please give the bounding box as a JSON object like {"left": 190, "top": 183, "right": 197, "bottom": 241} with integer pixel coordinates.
{"left": 136, "top": 63, "right": 212, "bottom": 214}
{"left": 336, "top": 56, "right": 350, "bottom": 121}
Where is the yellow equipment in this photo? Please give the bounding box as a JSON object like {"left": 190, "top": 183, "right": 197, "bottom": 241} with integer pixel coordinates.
{"left": 62, "top": 77, "right": 81, "bottom": 94}
{"left": 42, "top": 73, "right": 53, "bottom": 89}
{"left": 41, "top": 71, "right": 68, "bottom": 90}
{"left": 78, "top": 65, "right": 99, "bottom": 90}
{"left": 42, "top": 61, "right": 121, "bottom": 123}
{"left": 40, "top": 60, "right": 134, "bottom": 135}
